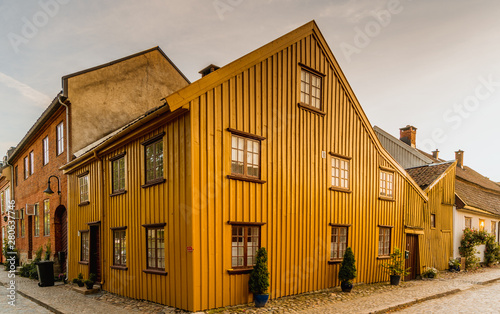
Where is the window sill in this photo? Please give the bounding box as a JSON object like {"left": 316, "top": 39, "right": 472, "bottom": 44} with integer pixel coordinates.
{"left": 379, "top": 196, "right": 395, "bottom": 202}
{"left": 377, "top": 256, "right": 391, "bottom": 260}
{"left": 142, "top": 269, "right": 167, "bottom": 276}
{"left": 110, "top": 265, "right": 128, "bottom": 271}
{"left": 298, "top": 103, "right": 326, "bottom": 116}
{"left": 110, "top": 190, "right": 127, "bottom": 197}
{"left": 78, "top": 201, "right": 90, "bottom": 207}
{"left": 141, "top": 178, "right": 166, "bottom": 189}
{"left": 328, "top": 260, "right": 343, "bottom": 265}
{"left": 227, "top": 268, "right": 253, "bottom": 275}
{"left": 227, "top": 175, "right": 266, "bottom": 184}
{"left": 78, "top": 261, "right": 89, "bottom": 265}
{"left": 329, "top": 186, "right": 352, "bottom": 193}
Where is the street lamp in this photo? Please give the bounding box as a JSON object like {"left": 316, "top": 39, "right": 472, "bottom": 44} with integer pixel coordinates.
{"left": 44, "top": 175, "right": 61, "bottom": 195}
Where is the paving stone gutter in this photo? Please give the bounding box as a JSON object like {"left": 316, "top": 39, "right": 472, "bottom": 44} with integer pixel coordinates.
{"left": 0, "top": 266, "right": 499, "bottom": 313}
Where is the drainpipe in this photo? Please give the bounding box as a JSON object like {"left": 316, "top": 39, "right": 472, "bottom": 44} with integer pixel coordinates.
{"left": 57, "top": 95, "right": 70, "bottom": 280}
{"left": 94, "top": 150, "right": 105, "bottom": 286}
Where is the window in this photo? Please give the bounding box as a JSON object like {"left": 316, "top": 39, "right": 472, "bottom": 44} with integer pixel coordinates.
{"left": 5, "top": 188, "right": 10, "bottom": 208}
{"left": 145, "top": 139, "right": 164, "bottom": 184}
{"left": 379, "top": 170, "right": 394, "bottom": 198}
{"left": 14, "top": 166, "right": 18, "bottom": 186}
{"left": 34, "top": 203, "right": 40, "bottom": 237}
{"left": 24, "top": 156, "right": 29, "bottom": 179}
{"left": 79, "top": 174, "right": 89, "bottom": 204}
{"left": 492, "top": 221, "right": 497, "bottom": 238}
{"left": 30, "top": 151, "right": 34, "bottom": 175}
{"left": 330, "top": 226, "right": 348, "bottom": 261}
{"left": 430, "top": 214, "right": 436, "bottom": 228}
{"left": 56, "top": 122, "right": 64, "bottom": 155}
{"left": 231, "top": 135, "right": 260, "bottom": 178}
{"left": 479, "top": 219, "right": 485, "bottom": 232}
{"left": 146, "top": 226, "right": 165, "bottom": 270}
{"left": 300, "top": 68, "right": 322, "bottom": 109}
{"left": 43, "top": 136, "right": 49, "bottom": 165}
{"left": 113, "top": 228, "right": 127, "bottom": 267}
{"left": 80, "top": 231, "right": 89, "bottom": 262}
{"left": 331, "top": 156, "right": 349, "bottom": 190}
{"left": 465, "top": 217, "right": 472, "bottom": 229}
{"left": 231, "top": 225, "right": 260, "bottom": 268}
{"left": 43, "top": 200, "right": 50, "bottom": 236}
{"left": 112, "top": 156, "right": 126, "bottom": 193}
{"left": 0, "top": 192, "right": 3, "bottom": 214}
{"left": 378, "top": 227, "right": 391, "bottom": 257}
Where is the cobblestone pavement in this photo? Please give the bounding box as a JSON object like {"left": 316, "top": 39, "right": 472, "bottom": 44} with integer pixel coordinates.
{"left": 0, "top": 291, "right": 51, "bottom": 314}
{"left": 398, "top": 281, "right": 500, "bottom": 313}
{"left": 0, "top": 266, "right": 499, "bottom": 313}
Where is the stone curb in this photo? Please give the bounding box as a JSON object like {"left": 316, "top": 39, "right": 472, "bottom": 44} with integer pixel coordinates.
{"left": 0, "top": 280, "right": 63, "bottom": 314}
{"left": 478, "top": 277, "right": 500, "bottom": 285}
{"left": 371, "top": 289, "right": 462, "bottom": 314}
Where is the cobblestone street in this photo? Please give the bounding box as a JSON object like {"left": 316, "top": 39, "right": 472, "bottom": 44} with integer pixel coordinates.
{"left": 0, "top": 266, "right": 499, "bottom": 313}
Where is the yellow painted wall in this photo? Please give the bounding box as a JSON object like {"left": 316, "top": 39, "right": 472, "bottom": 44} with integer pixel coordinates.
{"left": 419, "top": 164, "right": 456, "bottom": 271}
{"left": 67, "top": 112, "right": 193, "bottom": 310}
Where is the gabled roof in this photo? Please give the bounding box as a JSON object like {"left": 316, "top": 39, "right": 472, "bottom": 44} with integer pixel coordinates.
{"left": 163, "top": 20, "right": 428, "bottom": 201}
{"left": 455, "top": 180, "right": 500, "bottom": 216}
{"left": 406, "top": 162, "right": 455, "bottom": 191}
{"left": 456, "top": 166, "right": 500, "bottom": 193}
{"left": 373, "top": 126, "right": 435, "bottom": 168}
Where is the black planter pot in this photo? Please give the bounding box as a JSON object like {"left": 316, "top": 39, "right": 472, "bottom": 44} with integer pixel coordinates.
{"left": 85, "top": 282, "right": 94, "bottom": 290}
{"left": 390, "top": 275, "right": 401, "bottom": 285}
{"left": 340, "top": 281, "right": 353, "bottom": 292}
{"left": 254, "top": 294, "right": 269, "bottom": 307}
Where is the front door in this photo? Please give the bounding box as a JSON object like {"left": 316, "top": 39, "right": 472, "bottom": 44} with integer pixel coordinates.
{"left": 405, "top": 234, "right": 419, "bottom": 281}
{"left": 89, "top": 225, "right": 101, "bottom": 281}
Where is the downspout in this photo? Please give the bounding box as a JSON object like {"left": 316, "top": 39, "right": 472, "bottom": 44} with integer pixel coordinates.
{"left": 57, "top": 95, "right": 70, "bottom": 280}
{"left": 93, "top": 150, "right": 105, "bottom": 286}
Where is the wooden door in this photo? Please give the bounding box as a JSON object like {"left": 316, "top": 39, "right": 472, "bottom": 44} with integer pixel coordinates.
{"left": 405, "top": 234, "right": 419, "bottom": 281}
{"left": 89, "top": 225, "right": 101, "bottom": 281}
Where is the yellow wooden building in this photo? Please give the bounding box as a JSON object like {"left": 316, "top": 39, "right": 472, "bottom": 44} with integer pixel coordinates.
{"left": 62, "top": 21, "right": 428, "bottom": 311}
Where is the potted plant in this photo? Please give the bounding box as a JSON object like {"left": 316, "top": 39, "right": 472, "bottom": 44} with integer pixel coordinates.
{"left": 338, "top": 247, "right": 357, "bottom": 292}
{"left": 72, "top": 273, "right": 84, "bottom": 287}
{"left": 84, "top": 279, "right": 94, "bottom": 290}
{"left": 248, "top": 247, "right": 270, "bottom": 308}
{"left": 421, "top": 266, "right": 437, "bottom": 279}
{"left": 448, "top": 258, "right": 461, "bottom": 272}
{"left": 381, "top": 247, "right": 410, "bottom": 285}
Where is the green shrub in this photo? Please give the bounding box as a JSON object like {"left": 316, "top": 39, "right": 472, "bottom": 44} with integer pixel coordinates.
{"left": 44, "top": 241, "right": 52, "bottom": 261}
{"left": 485, "top": 234, "right": 500, "bottom": 266}
{"left": 34, "top": 246, "right": 43, "bottom": 263}
{"left": 338, "top": 247, "right": 357, "bottom": 284}
{"left": 248, "top": 247, "right": 270, "bottom": 295}
{"left": 381, "top": 247, "right": 410, "bottom": 277}
{"left": 459, "top": 228, "right": 495, "bottom": 269}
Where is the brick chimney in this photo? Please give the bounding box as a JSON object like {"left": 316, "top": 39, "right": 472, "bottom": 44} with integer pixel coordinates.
{"left": 400, "top": 125, "right": 417, "bottom": 148}
{"left": 199, "top": 64, "right": 220, "bottom": 77}
{"left": 432, "top": 149, "right": 439, "bottom": 159}
{"left": 455, "top": 150, "right": 464, "bottom": 168}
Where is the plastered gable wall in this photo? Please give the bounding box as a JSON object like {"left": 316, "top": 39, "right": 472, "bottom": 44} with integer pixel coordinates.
{"left": 65, "top": 49, "right": 189, "bottom": 156}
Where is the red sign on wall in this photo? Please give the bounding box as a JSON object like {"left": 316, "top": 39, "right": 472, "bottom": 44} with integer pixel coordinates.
{"left": 187, "top": 246, "right": 194, "bottom": 252}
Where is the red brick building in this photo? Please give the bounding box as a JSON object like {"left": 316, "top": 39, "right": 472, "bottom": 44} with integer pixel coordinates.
{"left": 0, "top": 158, "right": 13, "bottom": 263}
{"left": 8, "top": 101, "right": 68, "bottom": 271}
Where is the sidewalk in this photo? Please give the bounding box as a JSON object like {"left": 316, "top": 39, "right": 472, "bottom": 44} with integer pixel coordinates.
{"left": 0, "top": 266, "right": 499, "bottom": 313}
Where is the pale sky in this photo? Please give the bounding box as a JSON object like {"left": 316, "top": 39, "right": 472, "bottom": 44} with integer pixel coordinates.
{"left": 1, "top": 0, "right": 499, "bottom": 181}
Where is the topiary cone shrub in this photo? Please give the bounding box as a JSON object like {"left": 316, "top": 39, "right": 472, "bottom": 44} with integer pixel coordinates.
{"left": 249, "top": 247, "right": 270, "bottom": 295}
{"left": 338, "top": 247, "right": 357, "bottom": 292}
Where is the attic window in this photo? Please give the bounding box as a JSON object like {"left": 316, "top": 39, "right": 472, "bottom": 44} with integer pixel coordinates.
{"left": 298, "top": 65, "right": 325, "bottom": 115}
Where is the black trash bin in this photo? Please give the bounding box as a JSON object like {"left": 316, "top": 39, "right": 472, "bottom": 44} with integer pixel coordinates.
{"left": 36, "top": 261, "right": 55, "bottom": 287}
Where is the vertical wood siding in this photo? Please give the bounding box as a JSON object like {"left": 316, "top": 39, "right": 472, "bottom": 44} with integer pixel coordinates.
{"left": 420, "top": 166, "right": 456, "bottom": 271}
{"left": 188, "top": 34, "right": 426, "bottom": 311}
{"left": 68, "top": 114, "right": 192, "bottom": 310}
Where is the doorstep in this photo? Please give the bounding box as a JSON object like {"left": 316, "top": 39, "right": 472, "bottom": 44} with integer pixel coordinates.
{"left": 72, "top": 285, "right": 100, "bottom": 295}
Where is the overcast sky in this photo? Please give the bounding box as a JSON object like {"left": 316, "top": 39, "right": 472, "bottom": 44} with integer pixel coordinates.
{"left": 1, "top": 0, "right": 499, "bottom": 181}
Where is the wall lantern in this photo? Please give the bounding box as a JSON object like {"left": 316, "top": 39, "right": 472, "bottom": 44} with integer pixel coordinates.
{"left": 44, "top": 175, "right": 61, "bottom": 195}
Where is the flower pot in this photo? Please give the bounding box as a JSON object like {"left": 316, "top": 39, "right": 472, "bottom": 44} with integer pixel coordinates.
{"left": 390, "top": 275, "right": 401, "bottom": 285}
{"left": 340, "top": 281, "right": 353, "bottom": 292}
{"left": 85, "top": 283, "right": 94, "bottom": 290}
{"left": 254, "top": 294, "right": 269, "bottom": 307}
{"left": 77, "top": 281, "right": 84, "bottom": 287}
